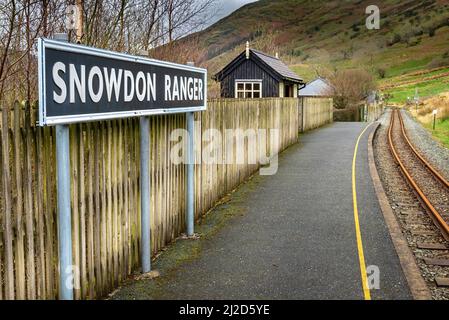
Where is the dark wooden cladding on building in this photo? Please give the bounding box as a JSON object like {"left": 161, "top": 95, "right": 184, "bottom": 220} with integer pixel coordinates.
{"left": 214, "top": 48, "right": 304, "bottom": 99}
{"left": 219, "top": 58, "right": 280, "bottom": 98}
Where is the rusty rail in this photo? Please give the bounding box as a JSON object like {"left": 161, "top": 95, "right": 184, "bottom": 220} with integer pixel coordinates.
{"left": 388, "top": 109, "right": 449, "bottom": 240}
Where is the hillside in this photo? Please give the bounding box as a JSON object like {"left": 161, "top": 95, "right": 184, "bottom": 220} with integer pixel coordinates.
{"left": 189, "top": 0, "right": 449, "bottom": 102}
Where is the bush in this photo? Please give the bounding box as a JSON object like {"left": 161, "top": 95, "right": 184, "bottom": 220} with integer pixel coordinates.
{"left": 376, "top": 68, "right": 386, "bottom": 79}
{"left": 427, "top": 56, "right": 449, "bottom": 68}
{"left": 404, "top": 10, "right": 417, "bottom": 18}
{"left": 333, "top": 109, "right": 358, "bottom": 122}
{"left": 406, "top": 38, "right": 421, "bottom": 47}
{"left": 412, "top": 27, "right": 424, "bottom": 36}
{"left": 387, "top": 33, "right": 402, "bottom": 46}
{"left": 351, "top": 24, "right": 360, "bottom": 32}
{"left": 327, "top": 68, "right": 377, "bottom": 110}
{"left": 428, "top": 27, "right": 436, "bottom": 37}
{"left": 291, "top": 48, "right": 302, "bottom": 56}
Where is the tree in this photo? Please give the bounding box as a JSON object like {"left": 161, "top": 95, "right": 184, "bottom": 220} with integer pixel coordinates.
{"left": 325, "top": 69, "right": 377, "bottom": 111}
{"left": 376, "top": 67, "right": 386, "bottom": 79}
{"left": 0, "top": 0, "right": 217, "bottom": 103}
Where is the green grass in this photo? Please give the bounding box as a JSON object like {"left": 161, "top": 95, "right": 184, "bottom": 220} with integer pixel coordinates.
{"left": 423, "top": 117, "right": 449, "bottom": 148}
{"left": 196, "top": 0, "right": 449, "bottom": 107}
{"left": 398, "top": 67, "right": 449, "bottom": 82}
{"left": 290, "top": 65, "right": 318, "bottom": 82}
{"left": 199, "top": 0, "right": 449, "bottom": 78}
{"left": 385, "top": 76, "right": 449, "bottom": 103}
{"left": 386, "top": 57, "right": 434, "bottom": 78}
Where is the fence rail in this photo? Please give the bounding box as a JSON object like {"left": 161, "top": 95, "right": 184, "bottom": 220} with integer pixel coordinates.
{"left": 366, "top": 102, "right": 384, "bottom": 122}
{"left": 0, "top": 97, "right": 307, "bottom": 300}
{"left": 299, "top": 97, "right": 334, "bottom": 132}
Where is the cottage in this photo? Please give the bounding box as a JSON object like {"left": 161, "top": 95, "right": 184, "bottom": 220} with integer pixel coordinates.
{"left": 214, "top": 42, "right": 304, "bottom": 98}
{"left": 298, "top": 77, "right": 332, "bottom": 97}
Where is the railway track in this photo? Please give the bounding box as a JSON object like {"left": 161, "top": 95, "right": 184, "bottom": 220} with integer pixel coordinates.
{"left": 388, "top": 109, "right": 449, "bottom": 240}
{"left": 388, "top": 109, "right": 449, "bottom": 289}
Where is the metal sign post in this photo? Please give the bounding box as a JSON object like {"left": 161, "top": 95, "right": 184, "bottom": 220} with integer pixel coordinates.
{"left": 186, "top": 61, "right": 195, "bottom": 237}
{"left": 56, "top": 124, "right": 73, "bottom": 300}
{"left": 433, "top": 109, "right": 438, "bottom": 131}
{"left": 140, "top": 117, "right": 151, "bottom": 273}
{"left": 50, "top": 34, "right": 74, "bottom": 300}
{"left": 414, "top": 88, "right": 419, "bottom": 113}
{"left": 186, "top": 111, "right": 195, "bottom": 236}
{"left": 37, "top": 38, "right": 207, "bottom": 298}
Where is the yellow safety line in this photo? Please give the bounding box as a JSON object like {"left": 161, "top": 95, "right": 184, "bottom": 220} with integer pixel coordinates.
{"left": 352, "top": 123, "right": 373, "bottom": 301}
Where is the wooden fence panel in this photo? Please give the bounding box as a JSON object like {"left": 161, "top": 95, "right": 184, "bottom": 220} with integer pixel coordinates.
{"left": 300, "top": 97, "right": 334, "bottom": 132}
{"left": 366, "top": 102, "right": 384, "bottom": 122}
{"left": 0, "top": 98, "right": 302, "bottom": 300}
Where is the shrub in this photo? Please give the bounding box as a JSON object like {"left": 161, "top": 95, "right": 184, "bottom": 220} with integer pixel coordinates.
{"left": 291, "top": 48, "right": 302, "bottom": 56}
{"left": 406, "top": 38, "right": 420, "bottom": 47}
{"left": 351, "top": 24, "right": 360, "bottom": 32}
{"left": 376, "top": 68, "right": 386, "bottom": 79}
{"left": 427, "top": 56, "right": 449, "bottom": 68}
{"left": 333, "top": 108, "right": 357, "bottom": 121}
{"left": 387, "top": 33, "right": 402, "bottom": 46}
{"left": 326, "top": 69, "right": 377, "bottom": 110}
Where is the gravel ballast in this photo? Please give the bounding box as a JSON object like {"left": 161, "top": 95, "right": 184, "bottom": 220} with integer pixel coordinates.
{"left": 401, "top": 110, "right": 449, "bottom": 180}
{"left": 374, "top": 109, "right": 449, "bottom": 300}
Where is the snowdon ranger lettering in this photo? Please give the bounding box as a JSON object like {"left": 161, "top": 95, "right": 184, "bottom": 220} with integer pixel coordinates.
{"left": 52, "top": 64, "right": 204, "bottom": 104}
{"left": 38, "top": 38, "right": 207, "bottom": 126}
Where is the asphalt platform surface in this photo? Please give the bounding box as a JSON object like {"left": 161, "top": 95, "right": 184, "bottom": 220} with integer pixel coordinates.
{"left": 114, "top": 122, "right": 411, "bottom": 300}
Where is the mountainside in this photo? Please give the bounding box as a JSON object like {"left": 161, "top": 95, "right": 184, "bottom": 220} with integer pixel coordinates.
{"left": 190, "top": 0, "right": 449, "bottom": 102}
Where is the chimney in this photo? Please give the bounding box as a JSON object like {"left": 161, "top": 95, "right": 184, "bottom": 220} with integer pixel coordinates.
{"left": 246, "top": 41, "right": 250, "bottom": 59}
{"left": 275, "top": 52, "right": 279, "bottom": 59}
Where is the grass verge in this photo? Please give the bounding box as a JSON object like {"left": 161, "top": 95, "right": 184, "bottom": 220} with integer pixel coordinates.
{"left": 422, "top": 117, "right": 449, "bottom": 148}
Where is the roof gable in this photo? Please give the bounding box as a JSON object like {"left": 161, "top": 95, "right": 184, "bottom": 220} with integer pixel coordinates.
{"left": 298, "top": 77, "right": 332, "bottom": 97}
{"left": 215, "top": 49, "right": 303, "bottom": 84}
{"left": 251, "top": 50, "right": 302, "bottom": 82}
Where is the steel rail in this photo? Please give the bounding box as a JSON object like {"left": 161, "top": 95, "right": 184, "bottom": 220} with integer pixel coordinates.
{"left": 397, "top": 110, "right": 449, "bottom": 189}
{"left": 388, "top": 109, "right": 449, "bottom": 240}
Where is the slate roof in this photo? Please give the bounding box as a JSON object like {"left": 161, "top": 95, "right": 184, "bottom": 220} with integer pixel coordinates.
{"left": 298, "top": 77, "right": 332, "bottom": 97}
{"left": 251, "top": 49, "right": 303, "bottom": 82}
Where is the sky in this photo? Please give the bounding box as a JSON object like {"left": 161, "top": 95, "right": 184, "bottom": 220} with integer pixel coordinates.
{"left": 208, "top": 0, "right": 259, "bottom": 26}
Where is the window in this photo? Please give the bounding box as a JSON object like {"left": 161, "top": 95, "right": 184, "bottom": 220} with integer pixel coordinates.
{"left": 235, "top": 80, "right": 262, "bottom": 98}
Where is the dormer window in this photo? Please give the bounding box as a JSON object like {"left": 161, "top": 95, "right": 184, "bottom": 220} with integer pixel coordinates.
{"left": 235, "top": 80, "right": 262, "bottom": 98}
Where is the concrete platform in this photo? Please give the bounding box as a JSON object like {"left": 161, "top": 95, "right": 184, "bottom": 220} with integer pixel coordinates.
{"left": 114, "top": 122, "right": 412, "bottom": 300}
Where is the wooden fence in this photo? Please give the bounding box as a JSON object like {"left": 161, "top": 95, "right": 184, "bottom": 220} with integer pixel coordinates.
{"left": 299, "top": 97, "right": 334, "bottom": 132}
{"left": 365, "top": 102, "right": 384, "bottom": 122}
{"left": 0, "top": 98, "right": 299, "bottom": 300}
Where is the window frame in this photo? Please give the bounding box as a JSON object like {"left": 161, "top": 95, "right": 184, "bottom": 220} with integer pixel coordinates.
{"left": 235, "top": 79, "right": 262, "bottom": 99}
